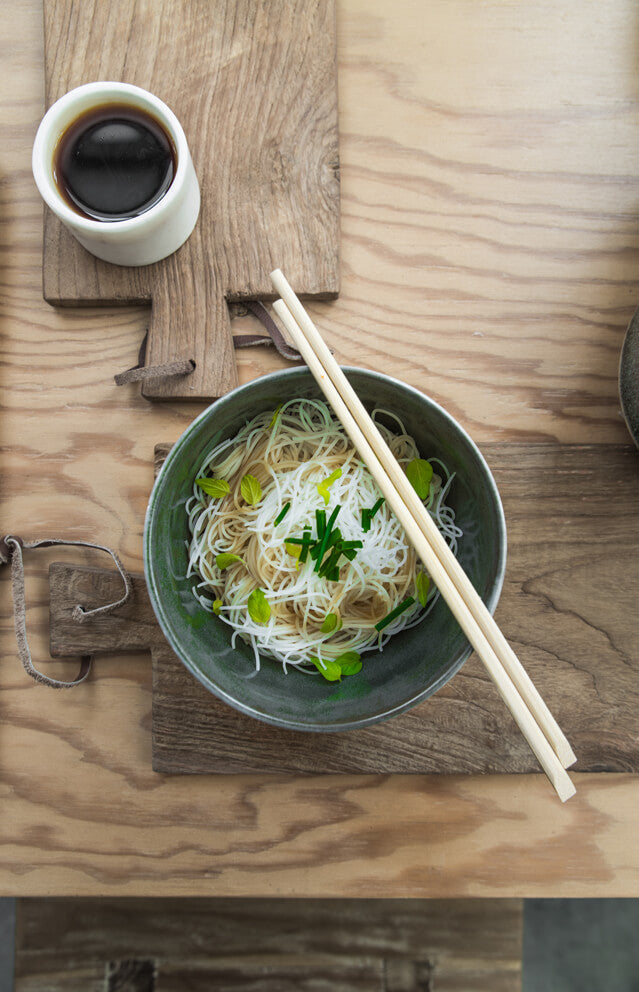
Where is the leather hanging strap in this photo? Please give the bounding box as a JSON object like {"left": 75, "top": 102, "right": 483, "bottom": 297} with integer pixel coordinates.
{"left": 0, "top": 535, "right": 132, "bottom": 688}
{"left": 114, "top": 301, "right": 301, "bottom": 385}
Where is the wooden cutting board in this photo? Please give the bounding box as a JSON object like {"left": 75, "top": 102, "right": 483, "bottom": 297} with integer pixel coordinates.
{"left": 48, "top": 442, "right": 639, "bottom": 775}
{"left": 41, "top": 0, "right": 339, "bottom": 400}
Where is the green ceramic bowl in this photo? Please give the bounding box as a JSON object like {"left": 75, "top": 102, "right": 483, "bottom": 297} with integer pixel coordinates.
{"left": 144, "top": 367, "right": 507, "bottom": 731}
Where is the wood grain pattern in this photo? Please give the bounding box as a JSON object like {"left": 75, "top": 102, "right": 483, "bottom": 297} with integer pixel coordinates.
{"left": 42, "top": 0, "right": 340, "bottom": 400}
{"left": 3, "top": 0, "right": 639, "bottom": 897}
{"left": 47, "top": 441, "right": 639, "bottom": 775}
{"left": 14, "top": 898, "right": 523, "bottom": 992}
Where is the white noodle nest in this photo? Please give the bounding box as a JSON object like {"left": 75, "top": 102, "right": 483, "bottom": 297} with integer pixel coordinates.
{"left": 186, "top": 398, "right": 462, "bottom": 674}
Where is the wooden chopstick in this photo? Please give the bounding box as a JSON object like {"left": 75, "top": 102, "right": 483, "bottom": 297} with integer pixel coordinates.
{"left": 271, "top": 269, "right": 575, "bottom": 770}
{"left": 270, "top": 270, "right": 576, "bottom": 802}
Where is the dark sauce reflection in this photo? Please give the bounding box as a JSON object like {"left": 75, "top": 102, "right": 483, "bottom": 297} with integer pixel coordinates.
{"left": 53, "top": 102, "right": 176, "bottom": 221}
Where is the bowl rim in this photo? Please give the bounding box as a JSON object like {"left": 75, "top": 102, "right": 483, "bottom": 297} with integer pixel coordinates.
{"left": 619, "top": 306, "right": 639, "bottom": 449}
{"left": 144, "top": 366, "right": 507, "bottom": 731}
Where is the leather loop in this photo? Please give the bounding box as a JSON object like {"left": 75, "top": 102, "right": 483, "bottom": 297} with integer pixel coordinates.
{"left": 114, "top": 302, "right": 301, "bottom": 386}
{"left": 1, "top": 535, "right": 132, "bottom": 688}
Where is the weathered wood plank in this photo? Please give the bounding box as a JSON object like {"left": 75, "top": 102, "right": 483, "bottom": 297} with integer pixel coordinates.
{"left": 158, "top": 958, "right": 385, "bottom": 992}
{"left": 49, "top": 563, "right": 155, "bottom": 657}
{"left": 14, "top": 898, "right": 522, "bottom": 992}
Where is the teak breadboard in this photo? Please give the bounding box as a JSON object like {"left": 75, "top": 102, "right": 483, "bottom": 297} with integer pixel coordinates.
{"left": 41, "top": 0, "right": 339, "bottom": 400}
{"left": 48, "top": 442, "right": 639, "bottom": 775}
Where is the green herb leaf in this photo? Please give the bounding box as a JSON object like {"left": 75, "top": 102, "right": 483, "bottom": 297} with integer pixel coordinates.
{"left": 212, "top": 599, "right": 223, "bottom": 615}
{"left": 336, "top": 650, "right": 362, "bottom": 677}
{"left": 247, "top": 587, "right": 271, "bottom": 624}
{"left": 335, "top": 650, "right": 360, "bottom": 666}
{"left": 406, "top": 458, "right": 433, "bottom": 500}
{"left": 415, "top": 571, "right": 431, "bottom": 608}
{"left": 196, "top": 477, "right": 230, "bottom": 498}
{"left": 340, "top": 660, "right": 362, "bottom": 676}
{"left": 317, "top": 467, "right": 342, "bottom": 505}
{"left": 375, "top": 596, "right": 416, "bottom": 632}
{"left": 274, "top": 501, "right": 291, "bottom": 525}
{"left": 320, "top": 612, "right": 339, "bottom": 634}
{"left": 216, "top": 553, "right": 244, "bottom": 570}
{"left": 311, "top": 657, "right": 342, "bottom": 682}
{"left": 240, "top": 474, "right": 262, "bottom": 505}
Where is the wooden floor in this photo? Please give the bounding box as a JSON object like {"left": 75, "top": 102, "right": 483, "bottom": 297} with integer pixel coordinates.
{"left": 14, "top": 898, "right": 523, "bottom": 991}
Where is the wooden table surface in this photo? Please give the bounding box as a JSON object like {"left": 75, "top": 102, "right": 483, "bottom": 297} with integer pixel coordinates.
{"left": 2, "top": 0, "right": 639, "bottom": 897}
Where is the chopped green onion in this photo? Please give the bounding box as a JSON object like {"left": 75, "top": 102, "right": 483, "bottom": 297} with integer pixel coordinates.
{"left": 196, "top": 477, "right": 230, "bottom": 498}
{"left": 361, "top": 497, "right": 385, "bottom": 531}
{"left": 324, "top": 528, "right": 343, "bottom": 552}
{"left": 317, "top": 467, "right": 342, "bottom": 505}
{"left": 314, "top": 504, "right": 341, "bottom": 573}
{"left": 274, "top": 502, "right": 291, "bottom": 525}
{"left": 406, "top": 459, "right": 433, "bottom": 500}
{"left": 375, "top": 596, "right": 416, "bottom": 632}
{"left": 247, "top": 588, "right": 271, "bottom": 624}
{"left": 216, "top": 553, "right": 244, "bottom": 570}
{"left": 286, "top": 503, "right": 364, "bottom": 581}
{"left": 370, "top": 497, "right": 385, "bottom": 517}
{"left": 286, "top": 529, "right": 313, "bottom": 566}
{"left": 299, "top": 528, "right": 312, "bottom": 564}
{"left": 318, "top": 546, "right": 342, "bottom": 578}
{"left": 240, "top": 473, "right": 262, "bottom": 505}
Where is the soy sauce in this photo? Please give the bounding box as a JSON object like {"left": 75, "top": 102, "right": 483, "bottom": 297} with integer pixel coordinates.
{"left": 53, "top": 103, "right": 176, "bottom": 221}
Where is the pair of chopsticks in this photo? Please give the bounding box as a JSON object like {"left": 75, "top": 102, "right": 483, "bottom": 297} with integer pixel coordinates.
{"left": 270, "top": 268, "right": 577, "bottom": 802}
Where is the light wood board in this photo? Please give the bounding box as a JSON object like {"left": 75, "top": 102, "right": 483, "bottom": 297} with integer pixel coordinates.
{"left": 41, "top": 0, "right": 340, "bottom": 400}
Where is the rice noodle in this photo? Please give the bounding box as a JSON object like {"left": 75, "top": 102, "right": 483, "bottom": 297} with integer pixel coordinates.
{"left": 186, "top": 399, "right": 462, "bottom": 674}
